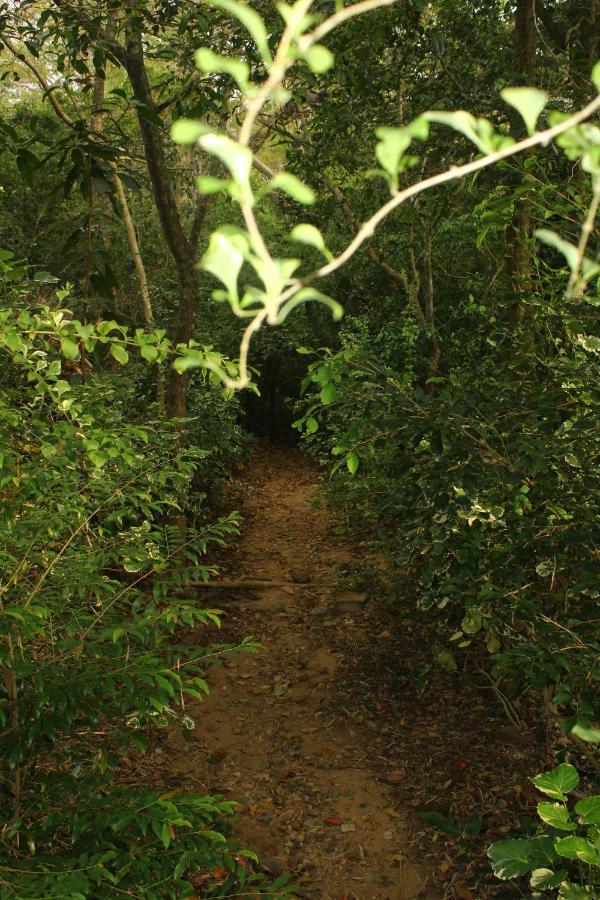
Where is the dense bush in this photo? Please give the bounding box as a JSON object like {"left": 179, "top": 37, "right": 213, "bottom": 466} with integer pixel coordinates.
{"left": 0, "top": 280, "right": 289, "bottom": 895}
{"left": 296, "top": 274, "right": 600, "bottom": 727}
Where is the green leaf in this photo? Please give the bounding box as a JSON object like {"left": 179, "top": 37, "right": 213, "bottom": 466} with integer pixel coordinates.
{"left": 570, "top": 721, "right": 600, "bottom": 744}
{"left": 208, "top": 0, "right": 272, "bottom": 65}
{"left": 530, "top": 868, "right": 566, "bottom": 890}
{"left": 559, "top": 882, "right": 593, "bottom": 899}
{"left": 489, "top": 836, "right": 556, "bottom": 880}
{"left": 320, "top": 382, "right": 337, "bottom": 405}
{"left": 303, "top": 44, "right": 334, "bottom": 73}
{"left": 171, "top": 119, "right": 210, "bottom": 144}
{"left": 196, "top": 175, "right": 231, "bottom": 195}
{"left": 195, "top": 48, "right": 249, "bottom": 86}
{"left": 275, "top": 287, "right": 343, "bottom": 323}
{"left": 305, "top": 416, "right": 318, "bottom": 435}
{"left": 290, "top": 223, "right": 329, "bottom": 255}
{"left": 174, "top": 852, "right": 190, "bottom": 880}
{"left": 488, "top": 838, "right": 532, "bottom": 881}
{"left": 269, "top": 172, "right": 315, "bottom": 204}
{"left": 88, "top": 450, "right": 108, "bottom": 467}
{"left": 575, "top": 795, "right": 600, "bottom": 825}
{"left": 346, "top": 451, "right": 359, "bottom": 475}
{"left": 592, "top": 60, "right": 600, "bottom": 92}
{"left": 437, "top": 649, "right": 457, "bottom": 672}
{"left": 375, "top": 126, "right": 414, "bottom": 177}
{"left": 461, "top": 609, "right": 483, "bottom": 634}
{"left": 537, "top": 802, "right": 576, "bottom": 831}
{"left": 200, "top": 229, "right": 248, "bottom": 303}
{"left": 418, "top": 810, "right": 461, "bottom": 836}
{"left": 198, "top": 133, "right": 253, "bottom": 184}
{"left": 501, "top": 86, "right": 548, "bottom": 135}
{"left": 110, "top": 343, "right": 129, "bottom": 365}
{"left": 555, "top": 835, "right": 600, "bottom": 864}
{"left": 60, "top": 337, "right": 80, "bottom": 360}
{"left": 140, "top": 344, "right": 158, "bottom": 362}
{"left": 532, "top": 764, "right": 579, "bottom": 800}
{"left": 173, "top": 349, "right": 207, "bottom": 374}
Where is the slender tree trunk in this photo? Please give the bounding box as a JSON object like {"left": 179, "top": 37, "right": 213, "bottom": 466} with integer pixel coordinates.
{"left": 123, "top": 25, "right": 199, "bottom": 419}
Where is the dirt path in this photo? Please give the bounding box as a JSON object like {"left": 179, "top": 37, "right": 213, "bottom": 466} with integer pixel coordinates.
{"left": 165, "top": 443, "right": 438, "bottom": 898}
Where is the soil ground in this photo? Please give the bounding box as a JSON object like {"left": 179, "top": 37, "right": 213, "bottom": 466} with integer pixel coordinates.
{"left": 144, "top": 442, "right": 548, "bottom": 898}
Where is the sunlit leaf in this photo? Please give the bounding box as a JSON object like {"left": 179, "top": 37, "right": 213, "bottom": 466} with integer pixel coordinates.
{"left": 501, "top": 87, "right": 548, "bottom": 135}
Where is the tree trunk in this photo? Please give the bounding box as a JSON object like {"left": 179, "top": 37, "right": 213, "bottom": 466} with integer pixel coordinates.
{"left": 123, "top": 24, "right": 199, "bottom": 418}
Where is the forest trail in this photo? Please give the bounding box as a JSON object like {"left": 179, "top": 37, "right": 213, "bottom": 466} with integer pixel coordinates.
{"left": 162, "top": 443, "right": 438, "bottom": 898}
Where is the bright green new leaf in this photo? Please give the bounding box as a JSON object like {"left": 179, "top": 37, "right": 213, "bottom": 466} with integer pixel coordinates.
{"left": 274, "top": 287, "right": 343, "bottom": 324}
{"left": 376, "top": 127, "right": 413, "bottom": 176}
{"left": 346, "top": 451, "right": 359, "bottom": 475}
{"left": 60, "top": 337, "right": 80, "bottom": 360}
{"left": 320, "top": 382, "right": 337, "bottom": 405}
{"left": 110, "top": 343, "right": 129, "bottom": 365}
{"left": 140, "top": 344, "right": 158, "bottom": 362}
{"left": 592, "top": 60, "right": 600, "bottom": 92}
{"left": 196, "top": 175, "right": 231, "bottom": 195}
{"left": 303, "top": 44, "right": 334, "bottom": 73}
{"left": 290, "top": 223, "right": 330, "bottom": 257}
{"left": 270, "top": 172, "right": 316, "bottom": 204}
{"left": 537, "top": 802, "right": 576, "bottom": 831}
{"left": 208, "top": 0, "right": 272, "bottom": 65}
{"left": 426, "top": 110, "right": 479, "bottom": 144}
{"left": 195, "top": 48, "right": 249, "bottom": 87}
{"left": 501, "top": 87, "right": 548, "bottom": 135}
{"left": 200, "top": 229, "right": 248, "bottom": 302}
{"left": 532, "top": 764, "right": 579, "bottom": 800}
{"left": 305, "top": 416, "right": 318, "bottom": 435}
{"left": 199, "top": 133, "right": 253, "bottom": 185}
{"left": 570, "top": 721, "right": 600, "bottom": 743}
{"left": 171, "top": 119, "right": 210, "bottom": 144}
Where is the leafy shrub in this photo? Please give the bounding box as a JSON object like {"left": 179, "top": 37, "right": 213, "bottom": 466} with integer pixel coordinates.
{"left": 489, "top": 763, "right": 600, "bottom": 897}
{"left": 0, "top": 295, "right": 289, "bottom": 895}
{"left": 295, "top": 294, "right": 600, "bottom": 724}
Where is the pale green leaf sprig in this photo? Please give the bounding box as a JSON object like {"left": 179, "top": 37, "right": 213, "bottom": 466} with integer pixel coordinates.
{"left": 425, "top": 110, "right": 515, "bottom": 155}
{"left": 195, "top": 47, "right": 250, "bottom": 91}
{"left": 501, "top": 86, "right": 549, "bottom": 135}
{"left": 375, "top": 116, "right": 429, "bottom": 188}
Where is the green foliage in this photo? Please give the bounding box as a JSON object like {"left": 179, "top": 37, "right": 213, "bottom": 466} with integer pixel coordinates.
{"left": 0, "top": 268, "right": 279, "bottom": 894}
{"left": 295, "top": 263, "right": 600, "bottom": 721}
{"left": 489, "top": 764, "right": 600, "bottom": 896}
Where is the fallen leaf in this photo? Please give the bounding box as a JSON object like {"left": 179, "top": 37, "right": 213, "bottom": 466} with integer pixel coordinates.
{"left": 387, "top": 771, "right": 405, "bottom": 784}
{"left": 324, "top": 817, "right": 344, "bottom": 826}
